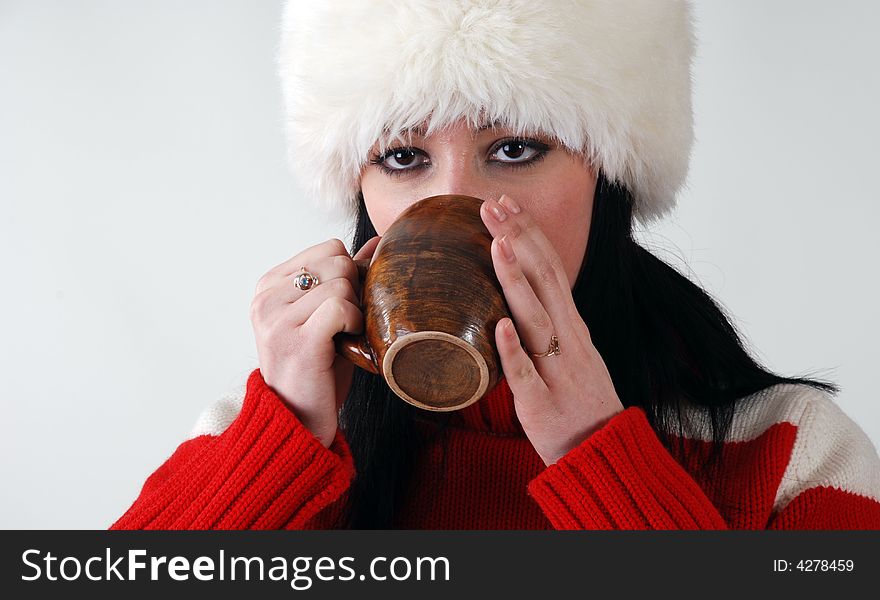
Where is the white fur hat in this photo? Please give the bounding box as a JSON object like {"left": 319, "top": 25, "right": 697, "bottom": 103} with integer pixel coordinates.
{"left": 277, "top": 0, "right": 696, "bottom": 225}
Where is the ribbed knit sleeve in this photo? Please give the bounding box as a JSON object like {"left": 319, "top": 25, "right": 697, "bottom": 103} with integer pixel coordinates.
{"left": 526, "top": 407, "right": 729, "bottom": 529}
{"left": 110, "top": 369, "right": 355, "bottom": 530}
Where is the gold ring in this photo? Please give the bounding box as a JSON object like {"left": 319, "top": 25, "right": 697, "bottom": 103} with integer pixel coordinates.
{"left": 529, "top": 335, "right": 561, "bottom": 358}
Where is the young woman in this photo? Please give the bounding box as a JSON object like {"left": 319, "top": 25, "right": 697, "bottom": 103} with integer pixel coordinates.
{"left": 112, "top": 0, "right": 880, "bottom": 530}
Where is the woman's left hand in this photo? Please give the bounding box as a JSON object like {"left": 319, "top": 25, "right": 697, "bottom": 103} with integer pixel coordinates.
{"left": 480, "top": 194, "right": 625, "bottom": 466}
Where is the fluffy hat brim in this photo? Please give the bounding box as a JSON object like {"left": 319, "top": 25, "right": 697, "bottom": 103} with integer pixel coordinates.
{"left": 277, "top": 0, "right": 696, "bottom": 225}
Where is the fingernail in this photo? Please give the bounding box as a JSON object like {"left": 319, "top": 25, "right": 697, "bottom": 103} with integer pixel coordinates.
{"left": 499, "top": 194, "right": 521, "bottom": 214}
{"left": 489, "top": 199, "right": 508, "bottom": 222}
{"left": 498, "top": 234, "right": 515, "bottom": 262}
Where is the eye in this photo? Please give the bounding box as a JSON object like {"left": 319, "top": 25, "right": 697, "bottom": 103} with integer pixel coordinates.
{"left": 370, "top": 147, "right": 429, "bottom": 175}
{"left": 489, "top": 138, "right": 549, "bottom": 165}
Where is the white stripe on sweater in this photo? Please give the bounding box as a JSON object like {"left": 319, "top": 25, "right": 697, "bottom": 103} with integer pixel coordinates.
{"left": 673, "top": 383, "right": 880, "bottom": 512}
{"left": 188, "top": 383, "right": 245, "bottom": 440}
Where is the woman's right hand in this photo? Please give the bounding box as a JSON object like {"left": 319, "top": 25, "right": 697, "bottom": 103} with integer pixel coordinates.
{"left": 250, "top": 236, "right": 382, "bottom": 448}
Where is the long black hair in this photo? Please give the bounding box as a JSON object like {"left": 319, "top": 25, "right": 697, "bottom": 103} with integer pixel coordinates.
{"left": 337, "top": 171, "right": 838, "bottom": 529}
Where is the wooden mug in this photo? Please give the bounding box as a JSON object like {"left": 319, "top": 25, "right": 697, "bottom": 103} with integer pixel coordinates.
{"left": 334, "top": 194, "right": 511, "bottom": 411}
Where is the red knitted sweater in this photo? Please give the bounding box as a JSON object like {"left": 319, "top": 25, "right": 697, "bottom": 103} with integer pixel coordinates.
{"left": 112, "top": 369, "right": 880, "bottom": 529}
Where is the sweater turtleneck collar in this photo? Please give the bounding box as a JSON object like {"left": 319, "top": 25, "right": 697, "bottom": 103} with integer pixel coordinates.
{"left": 416, "top": 376, "right": 525, "bottom": 436}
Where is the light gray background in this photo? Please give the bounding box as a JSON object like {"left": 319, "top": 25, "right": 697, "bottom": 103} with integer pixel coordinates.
{"left": 2, "top": 1, "right": 878, "bottom": 529}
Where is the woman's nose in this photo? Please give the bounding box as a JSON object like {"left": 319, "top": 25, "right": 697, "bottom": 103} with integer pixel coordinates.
{"left": 421, "top": 160, "right": 495, "bottom": 202}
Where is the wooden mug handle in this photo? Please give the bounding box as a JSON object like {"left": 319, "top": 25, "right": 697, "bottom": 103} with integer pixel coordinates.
{"left": 333, "top": 258, "right": 379, "bottom": 374}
